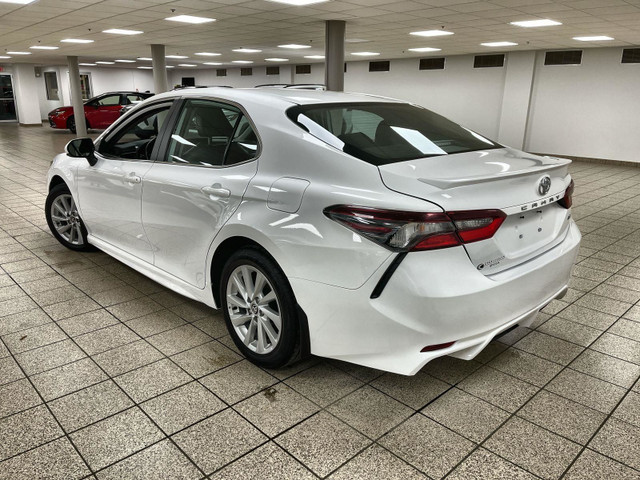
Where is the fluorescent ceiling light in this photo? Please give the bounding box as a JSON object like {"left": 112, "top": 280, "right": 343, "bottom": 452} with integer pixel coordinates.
{"left": 137, "top": 66, "right": 152, "bottom": 69}
{"left": 137, "top": 57, "right": 152, "bottom": 61}
{"left": 79, "top": 63, "right": 96, "bottom": 66}
{"left": 351, "top": 51, "right": 380, "bottom": 56}
{"left": 166, "top": 55, "right": 188, "bottom": 59}
{"left": 61, "top": 38, "right": 94, "bottom": 44}
{"left": 278, "top": 44, "right": 311, "bottom": 49}
{"left": 233, "top": 48, "right": 262, "bottom": 53}
{"left": 0, "top": 56, "right": 11, "bottom": 59}
{"left": 573, "top": 35, "right": 614, "bottom": 41}
{"left": 115, "top": 59, "right": 135, "bottom": 63}
{"left": 30, "top": 45, "right": 59, "bottom": 50}
{"left": 410, "top": 30, "right": 454, "bottom": 37}
{"left": 165, "top": 15, "right": 215, "bottom": 24}
{"left": 96, "top": 61, "right": 115, "bottom": 64}
{"left": 510, "top": 19, "right": 561, "bottom": 27}
{"left": 166, "top": 66, "right": 174, "bottom": 68}
{"left": 265, "top": 0, "right": 329, "bottom": 5}
{"left": 195, "top": 52, "right": 221, "bottom": 56}
{"left": 481, "top": 41, "right": 518, "bottom": 47}
{"left": 102, "top": 29, "right": 143, "bottom": 35}
{"left": 304, "top": 55, "right": 325, "bottom": 59}
{"left": 203, "top": 62, "right": 223, "bottom": 65}
{"left": 346, "top": 38, "right": 369, "bottom": 43}
{"left": 178, "top": 63, "right": 196, "bottom": 67}
{"left": 232, "top": 60, "right": 253, "bottom": 64}
{"left": 265, "top": 58, "right": 289, "bottom": 61}
{"left": 7, "top": 51, "right": 31, "bottom": 55}
{"left": 0, "top": 0, "right": 36, "bottom": 3}
{"left": 408, "top": 47, "right": 441, "bottom": 52}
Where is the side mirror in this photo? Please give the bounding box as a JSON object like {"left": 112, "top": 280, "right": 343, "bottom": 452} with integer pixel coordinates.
{"left": 66, "top": 138, "right": 97, "bottom": 166}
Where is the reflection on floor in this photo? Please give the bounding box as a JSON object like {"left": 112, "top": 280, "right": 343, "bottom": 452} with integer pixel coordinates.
{"left": 0, "top": 123, "right": 639, "bottom": 479}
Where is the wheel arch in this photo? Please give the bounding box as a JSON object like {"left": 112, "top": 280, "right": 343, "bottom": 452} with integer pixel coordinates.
{"left": 209, "top": 234, "right": 310, "bottom": 359}
{"left": 48, "top": 175, "right": 67, "bottom": 192}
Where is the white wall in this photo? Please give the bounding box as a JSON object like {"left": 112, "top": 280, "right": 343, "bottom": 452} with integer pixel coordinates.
{"left": 12, "top": 64, "right": 42, "bottom": 125}
{"left": 36, "top": 66, "right": 64, "bottom": 118}
{"left": 526, "top": 48, "right": 640, "bottom": 163}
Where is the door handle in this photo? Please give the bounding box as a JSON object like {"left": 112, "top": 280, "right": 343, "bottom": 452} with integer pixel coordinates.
{"left": 125, "top": 174, "right": 141, "bottom": 184}
{"left": 202, "top": 184, "right": 231, "bottom": 198}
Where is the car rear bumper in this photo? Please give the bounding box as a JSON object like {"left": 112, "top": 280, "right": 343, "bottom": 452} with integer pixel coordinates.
{"left": 291, "top": 219, "right": 581, "bottom": 375}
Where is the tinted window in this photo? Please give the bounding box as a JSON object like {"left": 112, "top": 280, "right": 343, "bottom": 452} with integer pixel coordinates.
{"left": 93, "top": 94, "right": 121, "bottom": 106}
{"left": 226, "top": 115, "right": 259, "bottom": 165}
{"left": 287, "top": 102, "right": 501, "bottom": 166}
{"left": 99, "top": 105, "right": 172, "bottom": 160}
{"left": 165, "top": 99, "right": 241, "bottom": 167}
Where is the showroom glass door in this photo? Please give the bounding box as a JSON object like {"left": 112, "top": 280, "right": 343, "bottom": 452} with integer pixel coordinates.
{"left": 0, "top": 74, "right": 17, "bottom": 122}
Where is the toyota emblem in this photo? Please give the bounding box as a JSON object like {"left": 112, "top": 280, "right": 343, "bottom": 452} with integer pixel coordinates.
{"left": 538, "top": 176, "right": 551, "bottom": 196}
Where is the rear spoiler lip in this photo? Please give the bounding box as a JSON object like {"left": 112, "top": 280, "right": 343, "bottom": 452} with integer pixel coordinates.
{"left": 417, "top": 158, "right": 571, "bottom": 189}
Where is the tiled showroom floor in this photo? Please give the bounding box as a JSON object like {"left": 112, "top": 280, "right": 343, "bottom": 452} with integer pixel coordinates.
{"left": 0, "top": 124, "right": 639, "bottom": 480}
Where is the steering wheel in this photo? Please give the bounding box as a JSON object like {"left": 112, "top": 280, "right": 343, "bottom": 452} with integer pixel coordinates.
{"left": 139, "top": 137, "right": 156, "bottom": 160}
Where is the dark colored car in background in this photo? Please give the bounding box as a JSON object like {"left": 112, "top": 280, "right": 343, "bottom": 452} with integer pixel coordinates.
{"left": 48, "top": 91, "right": 154, "bottom": 133}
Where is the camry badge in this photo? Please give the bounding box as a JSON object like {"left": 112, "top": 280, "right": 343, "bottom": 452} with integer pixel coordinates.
{"left": 538, "top": 176, "right": 551, "bottom": 196}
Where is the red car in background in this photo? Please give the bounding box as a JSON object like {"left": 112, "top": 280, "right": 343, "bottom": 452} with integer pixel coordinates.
{"left": 48, "top": 91, "right": 154, "bottom": 133}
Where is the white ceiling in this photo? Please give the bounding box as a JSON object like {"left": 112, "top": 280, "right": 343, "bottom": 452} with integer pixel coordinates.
{"left": 1, "top": 0, "right": 639, "bottom": 68}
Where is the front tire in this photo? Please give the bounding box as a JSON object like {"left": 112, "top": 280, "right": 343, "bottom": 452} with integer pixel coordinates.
{"left": 220, "top": 248, "right": 300, "bottom": 369}
{"left": 45, "top": 184, "right": 92, "bottom": 251}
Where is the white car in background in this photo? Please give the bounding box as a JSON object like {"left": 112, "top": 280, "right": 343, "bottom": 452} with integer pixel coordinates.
{"left": 45, "top": 88, "right": 580, "bottom": 375}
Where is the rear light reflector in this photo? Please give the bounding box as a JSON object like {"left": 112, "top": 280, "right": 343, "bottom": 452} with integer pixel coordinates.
{"left": 421, "top": 341, "right": 455, "bottom": 352}
{"left": 324, "top": 205, "right": 506, "bottom": 252}
{"left": 448, "top": 210, "right": 506, "bottom": 243}
{"left": 558, "top": 179, "right": 574, "bottom": 209}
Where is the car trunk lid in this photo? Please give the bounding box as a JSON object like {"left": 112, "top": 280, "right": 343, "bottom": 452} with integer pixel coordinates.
{"left": 378, "top": 147, "right": 573, "bottom": 274}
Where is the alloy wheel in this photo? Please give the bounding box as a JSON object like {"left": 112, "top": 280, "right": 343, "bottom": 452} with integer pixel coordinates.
{"left": 50, "top": 194, "right": 84, "bottom": 246}
{"left": 226, "top": 265, "right": 281, "bottom": 354}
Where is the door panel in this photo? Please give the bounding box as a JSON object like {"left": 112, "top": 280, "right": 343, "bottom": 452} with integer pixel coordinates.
{"left": 0, "top": 74, "right": 17, "bottom": 121}
{"left": 77, "top": 156, "right": 154, "bottom": 262}
{"left": 142, "top": 161, "right": 257, "bottom": 287}
{"left": 77, "top": 103, "right": 173, "bottom": 263}
{"left": 141, "top": 98, "right": 259, "bottom": 288}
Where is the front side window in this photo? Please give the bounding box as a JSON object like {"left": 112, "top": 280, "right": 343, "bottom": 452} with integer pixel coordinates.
{"left": 287, "top": 102, "right": 501, "bottom": 166}
{"left": 89, "top": 94, "right": 121, "bottom": 107}
{"left": 165, "top": 99, "right": 258, "bottom": 167}
{"left": 99, "top": 105, "right": 172, "bottom": 160}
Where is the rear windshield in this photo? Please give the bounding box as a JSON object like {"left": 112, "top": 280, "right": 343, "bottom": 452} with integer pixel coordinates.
{"left": 287, "top": 102, "right": 502, "bottom": 166}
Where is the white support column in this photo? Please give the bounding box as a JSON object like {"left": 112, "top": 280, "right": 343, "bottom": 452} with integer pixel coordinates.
{"left": 497, "top": 51, "right": 536, "bottom": 150}
{"left": 151, "top": 44, "right": 168, "bottom": 94}
{"left": 67, "top": 56, "right": 87, "bottom": 137}
{"left": 325, "top": 20, "right": 345, "bottom": 91}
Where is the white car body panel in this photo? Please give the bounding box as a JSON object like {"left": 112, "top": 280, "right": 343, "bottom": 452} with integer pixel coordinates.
{"left": 47, "top": 87, "right": 581, "bottom": 375}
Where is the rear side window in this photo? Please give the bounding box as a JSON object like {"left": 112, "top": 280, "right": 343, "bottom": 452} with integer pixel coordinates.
{"left": 287, "top": 102, "right": 501, "bottom": 166}
{"left": 165, "top": 99, "right": 259, "bottom": 167}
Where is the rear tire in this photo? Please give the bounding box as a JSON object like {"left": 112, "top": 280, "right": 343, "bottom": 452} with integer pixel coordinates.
{"left": 45, "top": 184, "right": 92, "bottom": 251}
{"left": 220, "top": 248, "right": 300, "bottom": 369}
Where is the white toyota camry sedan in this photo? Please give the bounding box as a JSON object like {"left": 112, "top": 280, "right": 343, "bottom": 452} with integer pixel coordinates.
{"left": 45, "top": 87, "right": 581, "bottom": 375}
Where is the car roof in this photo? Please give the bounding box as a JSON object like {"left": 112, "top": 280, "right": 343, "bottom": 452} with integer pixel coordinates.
{"left": 152, "top": 87, "right": 403, "bottom": 109}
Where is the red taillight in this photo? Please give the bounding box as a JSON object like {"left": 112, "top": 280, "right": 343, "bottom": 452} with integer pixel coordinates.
{"left": 558, "top": 179, "right": 574, "bottom": 209}
{"left": 448, "top": 210, "right": 506, "bottom": 243}
{"left": 324, "top": 205, "right": 505, "bottom": 252}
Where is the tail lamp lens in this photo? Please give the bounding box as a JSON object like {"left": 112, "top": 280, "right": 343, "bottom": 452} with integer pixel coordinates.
{"left": 558, "top": 179, "right": 574, "bottom": 209}
{"left": 324, "top": 205, "right": 506, "bottom": 252}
